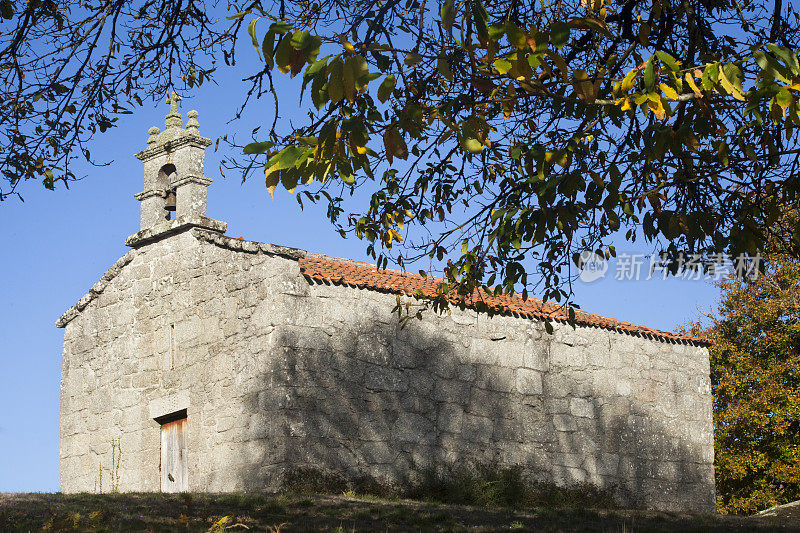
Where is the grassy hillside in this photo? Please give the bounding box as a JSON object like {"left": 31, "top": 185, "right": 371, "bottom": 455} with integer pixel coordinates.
{"left": 1, "top": 492, "right": 799, "bottom": 532}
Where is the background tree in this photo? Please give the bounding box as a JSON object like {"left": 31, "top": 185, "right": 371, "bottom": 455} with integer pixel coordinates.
{"left": 685, "top": 254, "right": 800, "bottom": 515}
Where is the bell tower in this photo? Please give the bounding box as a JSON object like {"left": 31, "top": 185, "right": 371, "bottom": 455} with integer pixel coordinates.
{"left": 128, "top": 92, "right": 226, "bottom": 246}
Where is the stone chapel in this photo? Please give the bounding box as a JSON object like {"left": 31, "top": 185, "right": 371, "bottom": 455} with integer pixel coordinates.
{"left": 56, "top": 96, "right": 716, "bottom": 512}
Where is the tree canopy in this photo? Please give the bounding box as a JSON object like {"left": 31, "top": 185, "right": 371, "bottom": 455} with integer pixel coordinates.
{"left": 4, "top": 0, "right": 800, "bottom": 311}
{"left": 0, "top": 0, "right": 234, "bottom": 199}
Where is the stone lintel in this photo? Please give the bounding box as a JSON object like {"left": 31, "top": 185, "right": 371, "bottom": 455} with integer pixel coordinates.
{"left": 125, "top": 214, "right": 227, "bottom": 248}
{"left": 134, "top": 134, "right": 212, "bottom": 162}
{"left": 149, "top": 392, "right": 190, "bottom": 421}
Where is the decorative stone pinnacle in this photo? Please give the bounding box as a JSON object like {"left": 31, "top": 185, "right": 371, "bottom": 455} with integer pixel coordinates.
{"left": 164, "top": 91, "right": 183, "bottom": 129}
{"left": 186, "top": 110, "right": 200, "bottom": 133}
{"left": 146, "top": 126, "right": 160, "bottom": 145}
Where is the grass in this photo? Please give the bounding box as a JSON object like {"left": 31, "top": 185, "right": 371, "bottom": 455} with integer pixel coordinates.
{"left": 2, "top": 491, "right": 798, "bottom": 532}
{"left": 282, "top": 463, "right": 617, "bottom": 510}
{"left": 2, "top": 465, "right": 797, "bottom": 531}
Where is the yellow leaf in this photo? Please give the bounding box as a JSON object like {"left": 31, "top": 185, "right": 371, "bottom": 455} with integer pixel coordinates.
{"left": 719, "top": 70, "right": 745, "bottom": 101}
{"left": 265, "top": 163, "right": 280, "bottom": 198}
{"left": 619, "top": 97, "right": 632, "bottom": 111}
{"left": 685, "top": 73, "right": 703, "bottom": 97}
{"left": 545, "top": 151, "right": 569, "bottom": 167}
{"left": 619, "top": 68, "right": 638, "bottom": 92}
{"left": 659, "top": 83, "right": 678, "bottom": 100}
{"left": 648, "top": 97, "right": 666, "bottom": 120}
{"left": 339, "top": 34, "right": 356, "bottom": 53}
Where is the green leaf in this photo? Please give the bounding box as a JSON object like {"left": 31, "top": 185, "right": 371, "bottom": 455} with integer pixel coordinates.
{"left": 305, "top": 56, "right": 329, "bottom": 77}
{"left": 494, "top": 59, "right": 512, "bottom": 74}
{"left": 281, "top": 166, "right": 301, "bottom": 193}
{"left": 328, "top": 57, "right": 344, "bottom": 103}
{"left": 267, "top": 146, "right": 304, "bottom": 170}
{"left": 461, "top": 137, "right": 484, "bottom": 154}
{"left": 643, "top": 56, "right": 655, "bottom": 90}
{"left": 655, "top": 50, "right": 679, "bottom": 71}
{"left": 754, "top": 50, "right": 791, "bottom": 83}
{"left": 471, "top": 0, "right": 489, "bottom": 42}
{"left": 505, "top": 21, "right": 527, "bottom": 49}
{"left": 701, "top": 63, "right": 719, "bottom": 91}
{"left": 351, "top": 54, "right": 370, "bottom": 91}
{"left": 545, "top": 50, "right": 569, "bottom": 83}
{"left": 274, "top": 33, "right": 293, "bottom": 74}
{"left": 243, "top": 141, "right": 275, "bottom": 155}
{"left": 311, "top": 70, "right": 329, "bottom": 109}
{"left": 776, "top": 88, "right": 792, "bottom": 108}
{"left": 290, "top": 30, "right": 311, "bottom": 50}
{"left": 488, "top": 23, "right": 506, "bottom": 41}
{"left": 767, "top": 43, "right": 800, "bottom": 75}
{"left": 262, "top": 31, "right": 276, "bottom": 68}
{"left": 550, "top": 21, "right": 569, "bottom": 49}
{"left": 226, "top": 9, "right": 250, "bottom": 21}
{"left": 265, "top": 163, "right": 280, "bottom": 198}
{"left": 302, "top": 35, "right": 322, "bottom": 63}
{"left": 404, "top": 52, "right": 423, "bottom": 66}
{"left": 438, "top": 54, "right": 454, "bottom": 81}
{"left": 378, "top": 74, "right": 396, "bottom": 103}
{"left": 440, "top": 0, "right": 456, "bottom": 35}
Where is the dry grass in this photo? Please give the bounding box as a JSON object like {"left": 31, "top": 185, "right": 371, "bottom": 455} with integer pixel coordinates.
{"left": 1, "top": 491, "right": 798, "bottom": 532}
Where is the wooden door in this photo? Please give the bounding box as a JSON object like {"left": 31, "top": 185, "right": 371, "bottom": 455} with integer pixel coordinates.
{"left": 160, "top": 417, "right": 188, "bottom": 492}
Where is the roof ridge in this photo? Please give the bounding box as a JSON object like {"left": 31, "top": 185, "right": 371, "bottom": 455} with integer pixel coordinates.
{"left": 300, "top": 252, "right": 711, "bottom": 346}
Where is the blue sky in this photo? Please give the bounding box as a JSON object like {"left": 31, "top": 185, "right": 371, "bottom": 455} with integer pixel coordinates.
{"left": 0, "top": 30, "right": 722, "bottom": 493}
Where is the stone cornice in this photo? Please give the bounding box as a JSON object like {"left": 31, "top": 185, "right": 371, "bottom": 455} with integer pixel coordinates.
{"left": 192, "top": 228, "right": 306, "bottom": 260}
{"left": 171, "top": 175, "right": 212, "bottom": 188}
{"left": 134, "top": 134, "right": 212, "bottom": 161}
{"left": 133, "top": 188, "right": 165, "bottom": 201}
{"left": 125, "top": 215, "right": 227, "bottom": 248}
{"left": 56, "top": 251, "right": 139, "bottom": 328}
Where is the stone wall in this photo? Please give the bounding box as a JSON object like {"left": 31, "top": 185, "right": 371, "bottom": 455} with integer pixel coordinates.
{"left": 58, "top": 227, "right": 715, "bottom": 512}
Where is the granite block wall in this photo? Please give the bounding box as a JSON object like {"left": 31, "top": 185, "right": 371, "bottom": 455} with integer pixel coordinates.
{"left": 58, "top": 227, "right": 715, "bottom": 512}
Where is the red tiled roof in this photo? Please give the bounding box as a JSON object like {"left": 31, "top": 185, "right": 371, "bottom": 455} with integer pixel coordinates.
{"left": 298, "top": 252, "right": 710, "bottom": 346}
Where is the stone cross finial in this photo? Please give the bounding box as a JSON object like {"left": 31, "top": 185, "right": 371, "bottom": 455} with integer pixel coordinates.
{"left": 164, "top": 91, "right": 183, "bottom": 129}
{"left": 167, "top": 91, "right": 182, "bottom": 115}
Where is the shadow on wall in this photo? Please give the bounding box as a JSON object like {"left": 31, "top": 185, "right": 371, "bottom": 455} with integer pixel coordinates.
{"left": 234, "top": 300, "right": 713, "bottom": 512}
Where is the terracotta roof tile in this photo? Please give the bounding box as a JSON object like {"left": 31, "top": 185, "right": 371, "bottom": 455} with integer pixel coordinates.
{"left": 298, "top": 252, "right": 710, "bottom": 346}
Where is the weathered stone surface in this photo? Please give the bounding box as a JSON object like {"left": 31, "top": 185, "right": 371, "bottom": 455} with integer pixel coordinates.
{"left": 57, "top": 237, "right": 715, "bottom": 512}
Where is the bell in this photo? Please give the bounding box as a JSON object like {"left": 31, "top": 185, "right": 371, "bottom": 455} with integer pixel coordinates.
{"left": 165, "top": 189, "right": 177, "bottom": 211}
